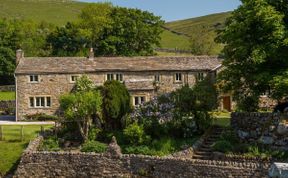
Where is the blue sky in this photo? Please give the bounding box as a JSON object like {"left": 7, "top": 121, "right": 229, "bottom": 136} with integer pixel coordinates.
{"left": 78, "top": 0, "right": 241, "bottom": 22}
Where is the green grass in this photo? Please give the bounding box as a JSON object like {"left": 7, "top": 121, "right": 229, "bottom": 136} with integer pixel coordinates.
{"left": 0, "top": 0, "right": 88, "bottom": 26}
{"left": 0, "top": 125, "right": 53, "bottom": 176}
{"left": 211, "top": 112, "right": 231, "bottom": 127}
{"left": 159, "top": 30, "right": 190, "bottom": 50}
{"left": 0, "top": 92, "right": 15, "bottom": 101}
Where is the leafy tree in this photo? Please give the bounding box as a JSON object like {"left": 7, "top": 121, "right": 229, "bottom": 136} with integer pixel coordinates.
{"left": 74, "top": 75, "right": 95, "bottom": 92}
{"left": 47, "top": 22, "right": 88, "bottom": 56}
{"left": 0, "top": 47, "right": 15, "bottom": 85}
{"left": 60, "top": 90, "right": 102, "bottom": 142}
{"left": 216, "top": 0, "right": 288, "bottom": 111}
{"left": 97, "top": 7, "right": 164, "bottom": 56}
{"left": 101, "top": 80, "right": 131, "bottom": 130}
{"left": 190, "top": 26, "right": 218, "bottom": 55}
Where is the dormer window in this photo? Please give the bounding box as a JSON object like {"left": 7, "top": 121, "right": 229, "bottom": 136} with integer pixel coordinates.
{"left": 29, "top": 75, "right": 39, "bottom": 83}
{"left": 175, "top": 73, "right": 182, "bottom": 82}
{"left": 70, "top": 76, "right": 79, "bottom": 83}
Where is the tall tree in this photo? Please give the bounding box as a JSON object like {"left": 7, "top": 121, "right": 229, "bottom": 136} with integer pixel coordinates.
{"left": 0, "top": 47, "right": 15, "bottom": 85}
{"left": 216, "top": 0, "right": 288, "bottom": 111}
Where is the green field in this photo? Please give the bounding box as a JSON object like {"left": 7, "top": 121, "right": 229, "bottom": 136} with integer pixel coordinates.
{"left": 0, "top": 92, "right": 15, "bottom": 101}
{"left": 0, "top": 125, "right": 53, "bottom": 176}
{"left": 160, "top": 30, "right": 190, "bottom": 50}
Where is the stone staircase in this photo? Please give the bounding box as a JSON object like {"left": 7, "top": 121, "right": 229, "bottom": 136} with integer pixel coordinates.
{"left": 193, "top": 125, "right": 224, "bottom": 160}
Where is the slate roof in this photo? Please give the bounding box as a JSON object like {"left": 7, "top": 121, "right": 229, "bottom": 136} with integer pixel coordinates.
{"left": 15, "top": 56, "right": 222, "bottom": 75}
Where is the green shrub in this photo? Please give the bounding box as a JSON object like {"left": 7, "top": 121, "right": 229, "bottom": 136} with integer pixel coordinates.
{"left": 80, "top": 141, "right": 107, "bottom": 153}
{"left": 88, "top": 127, "right": 101, "bottom": 141}
{"left": 219, "top": 128, "right": 238, "bottom": 144}
{"left": 212, "top": 140, "right": 233, "bottom": 153}
{"left": 123, "top": 123, "right": 150, "bottom": 145}
{"left": 39, "top": 137, "right": 60, "bottom": 151}
{"left": 25, "top": 113, "right": 58, "bottom": 121}
{"left": 124, "top": 145, "right": 158, "bottom": 156}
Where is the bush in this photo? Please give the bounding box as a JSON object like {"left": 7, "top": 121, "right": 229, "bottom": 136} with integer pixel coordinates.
{"left": 39, "top": 137, "right": 60, "bottom": 151}
{"left": 123, "top": 123, "right": 150, "bottom": 145}
{"left": 80, "top": 141, "right": 107, "bottom": 153}
{"left": 212, "top": 140, "right": 233, "bottom": 153}
{"left": 24, "top": 113, "right": 58, "bottom": 121}
{"left": 88, "top": 127, "right": 101, "bottom": 141}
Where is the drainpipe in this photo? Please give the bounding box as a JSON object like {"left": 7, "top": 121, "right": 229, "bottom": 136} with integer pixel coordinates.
{"left": 14, "top": 74, "right": 17, "bottom": 122}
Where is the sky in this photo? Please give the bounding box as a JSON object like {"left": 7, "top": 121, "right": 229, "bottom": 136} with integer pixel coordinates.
{"left": 78, "top": 0, "right": 241, "bottom": 22}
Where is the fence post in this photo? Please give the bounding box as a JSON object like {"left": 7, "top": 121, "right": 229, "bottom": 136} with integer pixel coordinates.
{"left": 0, "top": 125, "right": 2, "bottom": 141}
{"left": 20, "top": 125, "right": 24, "bottom": 141}
{"left": 41, "top": 126, "right": 44, "bottom": 135}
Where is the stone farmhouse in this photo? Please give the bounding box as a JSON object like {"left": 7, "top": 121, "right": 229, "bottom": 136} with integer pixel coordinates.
{"left": 14, "top": 49, "right": 224, "bottom": 121}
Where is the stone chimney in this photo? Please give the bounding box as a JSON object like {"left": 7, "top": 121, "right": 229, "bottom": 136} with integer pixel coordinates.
{"left": 16, "top": 49, "right": 24, "bottom": 66}
{"left": 88, "top": 48, "right": 94, "bottom": 60}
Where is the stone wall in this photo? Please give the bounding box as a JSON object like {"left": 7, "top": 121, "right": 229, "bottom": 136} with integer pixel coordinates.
{"left": 14, "top": 136, "right": 270, "bottom": 178}
{"left": 0, "top": 85, "right": 15, "bottom": 92}
{"left": 0, "top": 100, "right": 15, "bottom": 114}
{"left": 231, "top": 112, "right": 288, "bottom": 149}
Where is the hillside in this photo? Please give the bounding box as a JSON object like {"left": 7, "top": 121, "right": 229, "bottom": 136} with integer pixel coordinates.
{"left": 0, "top": 0, "right": 87, "bottom": 26}
{"left": 165, "top": 12, "right": 231, "bottom": 36}
{"left": 0, "top": 0, "right": 230, "bottom": 54}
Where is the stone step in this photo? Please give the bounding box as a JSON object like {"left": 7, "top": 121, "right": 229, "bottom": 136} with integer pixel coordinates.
{"left": 193, "top": 154, "right": 211, "bottom": 160}
{"left": 198, "top": 147, "right": 212, "bottom": 152}
{"left": 194, "top": 152, "right": 212, "bottom": 156}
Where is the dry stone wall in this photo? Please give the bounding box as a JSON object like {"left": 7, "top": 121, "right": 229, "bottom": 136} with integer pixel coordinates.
{"left": 231, "top": 112, "right": 288, "bottom": 150}
{"left": 14, "top": 136, "right": 270, "bottom": 178}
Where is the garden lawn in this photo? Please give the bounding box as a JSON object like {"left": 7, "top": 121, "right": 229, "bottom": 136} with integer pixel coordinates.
{"left": 0, "top": 125, "right": 52, "bottom": 176}
{"left": 0, "top": 92, "right": 15, "bottom": 101}
{"left": 211, "top": 112, "right": 231, "bottom": 127}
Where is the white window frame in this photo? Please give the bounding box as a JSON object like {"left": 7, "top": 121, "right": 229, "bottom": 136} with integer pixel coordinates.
{"left": 29, "top": 96, "right": 52, "bottom": 108}
{"left": 107, "top": 73, "right": 114, "bottom": 81}
{"left": 106, "top": 73, "right": 124, "bottom": 82}
{"left": 70, "top": 75, "right": 79, "bottom": 83}
{"left": 197, "top": 73, "right": 205, "bottom": 81}
{"left": 154, "top": 74, "right": 160, "bottom": 82}
{"left": 116, "top": 73, "right": 123, "bottom": 82}
{"left": 29, "top": 75, "right": 39, "bottom": 83}
{"left": 134, "top": 96, "right": 146, "bottom": 106}
{"left": 175, "top": 73, "right": 182, "bottom": 82}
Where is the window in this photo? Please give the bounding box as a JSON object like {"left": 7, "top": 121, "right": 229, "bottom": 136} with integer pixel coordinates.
{"left": 175, "top": 73, "right": 182, "bottom": 82}
{"left": 134, "top": 96, "right": 145, "bottom": 106}
{"left": 29, "top": 96, "right": 51, "bottom": 108}
{"left": 70, "top": 76, "right": 79, "bottom": 83}
{"left": 107, "top": 74, "right": 114, "bottom": 81}
{"left": 197, "top": 73, "right": 205, "bottom": 81}
{"left": 116, "top": 74, "right": 123, "bottom": 82}
{"left": 29, "top": 75, "right": 39, "bottom": 83}
{"left": 154, "top": 75, "right": 160, "bottom": 82}
{"left": 107, "top": 73, "right": 124, "bottom": 82}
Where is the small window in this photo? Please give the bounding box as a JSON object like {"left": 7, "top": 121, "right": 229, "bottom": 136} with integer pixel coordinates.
{"left": 154, "top": 75, "right": 160, "bottom": 82}
{"left": 107, "top": 74, "right": 114, "bottom": 81}
{"left": 71, "top": 76, "right": 79, "bottom": 83}
{"left": 29, "top": 75, "right": 39, "bottom": 82}
{"left": 46, "top": 97, "right": 51, "bottom": 107}
{"left": 175, "top": 73, "right": 182, "bottom": 82}
{"left": 197, "top": 73, "right": 205, "bottom": 81}
{"left": 29, "top": 97, "right": 34, "bottom": 107}
{"left": 116, "top": 74, "right": 123, "bottom": 82}
{"left": 134, "top": 96, "right": 145, "bottom": 106}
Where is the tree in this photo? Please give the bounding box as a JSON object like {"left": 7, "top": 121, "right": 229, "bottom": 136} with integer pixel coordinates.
{"left": 101, "top": 80, "right": 131, "bottom": 129}
{"left": 0, "top": 47, "right": 15, "bottom": 85}
{"left": 60, "top": 76, "right": 102, "bottom": 142}
{"left": 97, "top": 7, "right": 164, "bottom": 56}
{"left": 47, "top": 22, "right": 89, "bottom": 56}
{"left": 216, "top": 0, "right": 288, "bottom": 111}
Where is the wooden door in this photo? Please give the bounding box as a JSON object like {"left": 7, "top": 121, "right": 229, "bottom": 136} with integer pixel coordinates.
{"left": 223, "top": 96, "right": 231, "bottom": 112}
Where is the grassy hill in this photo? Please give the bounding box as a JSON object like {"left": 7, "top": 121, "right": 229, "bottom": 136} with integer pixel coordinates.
{"left": 0, "top": 0, "right": 230, "bottom": 54}
{"left": 0, "top": 0, "right": 87, "bottom": 26}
